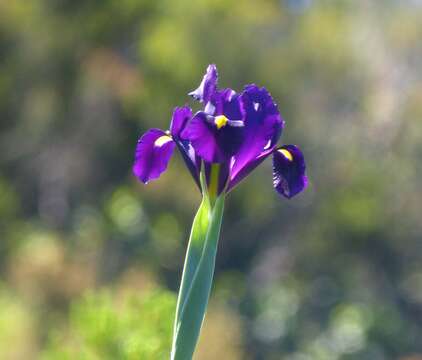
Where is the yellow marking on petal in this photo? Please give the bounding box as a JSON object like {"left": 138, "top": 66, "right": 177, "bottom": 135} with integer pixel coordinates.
{"left": 279, "top": 149, "right": 293, "bottom": 161}
{"left": 214, "top": 115, "right": 229, "bottom": 129}
{"left": 154, "top": 135, "right": 172, "bottom": 147}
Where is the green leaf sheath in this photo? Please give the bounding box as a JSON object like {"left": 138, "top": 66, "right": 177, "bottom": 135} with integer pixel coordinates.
{"left": 172, "top": 196, "right": 210, "bottom": 336}
{"left": 171, "top": 195, "right": 225, "bottom": 360}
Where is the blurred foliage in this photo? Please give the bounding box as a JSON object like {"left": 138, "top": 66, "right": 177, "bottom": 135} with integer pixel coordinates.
{"left": 42, "top": 289, "right": 175, "bottom": 359}
{"left": 1, "top": 0, "right": 422, "bottom": 359}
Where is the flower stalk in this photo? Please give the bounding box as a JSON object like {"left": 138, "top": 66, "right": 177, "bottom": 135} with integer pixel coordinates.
{"left": 171, "top": 167, "right": 225, "bottom": 360}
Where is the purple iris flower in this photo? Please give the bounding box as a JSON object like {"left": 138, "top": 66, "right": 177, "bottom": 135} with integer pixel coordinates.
{"left": 133, "top": 64, "right": 307, "bottom": 199}
{"left": 133, "top": 106, "right": 201, "bottom": 187}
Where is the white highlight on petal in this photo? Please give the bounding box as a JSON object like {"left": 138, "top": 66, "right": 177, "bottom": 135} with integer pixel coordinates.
{"left": 228, "top": 120, "right": 245, "bottom": 127}
{"left": 253, "top": 102, "right": 260, "bottom": 111}
{"left": 204, "top": 101, "right": 216, "bottom": 114}
{"left": 264, "top": 139, "right": 272, "bottom": 150}
{"left": 226, "top": 89, "right": 236, "bottom": 101}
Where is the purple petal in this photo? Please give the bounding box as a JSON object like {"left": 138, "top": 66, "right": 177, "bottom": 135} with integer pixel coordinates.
{"left": 180, "top": 112, "right": 223, "bottom": 162}
{"left": 207, "top": 88, "right": 243, "bottom": 120}
{"left": 227, "top": 148, "right": 273, "bottom": 192}
{"left": 133, "top": 129, "right": 176, "bottom": 184}
{"left": 175, "top": 140, "right": 201, "bottom": 189}
{"left": 273, "top": 145, "right": 307, "bottom": 198}
{"left": 170, "top": 106, "right": 193, "bottom": 138}
{"left": 231, "top": 85, "right": 284, "bottom": 181}
{"left": 188, "top": 64, "right": 218, "bottom": 104}
{"left": 168, "top": 106, "right": 201, "bottom": 187}
{"left": 181, "top": 112, "right": 244, "bottom": 163}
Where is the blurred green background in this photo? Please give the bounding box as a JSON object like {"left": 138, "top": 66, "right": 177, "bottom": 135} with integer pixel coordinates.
{"left": 1, "top": 0, "right": 422, "bottom": 359}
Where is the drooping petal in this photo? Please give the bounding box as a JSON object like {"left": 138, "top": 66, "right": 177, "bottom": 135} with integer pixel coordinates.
{"left": 188, "top": 64, "right": 218, "bottom": 104}
{"left": 175, "top": 140, "right": 201, "bottom": 189}
{"left": 273, "top": 145, "right": 307, "bottom": 198}
{"left": 170, "top": 106, "right": 193, "bottom": 139}
{"left": 168, "top": 106, "right": 201, "bottom": 187}
{"left": 227, "top": 148, "right": 273, "bottom": 192}
{"left": 133, "top": 129, "right": 176, "bottom": 184}
{"left": 181, "top": 112, "right": 244, "bottom": 163}
{"left": 231, "top": 85, "right": 284, "bottom": 181}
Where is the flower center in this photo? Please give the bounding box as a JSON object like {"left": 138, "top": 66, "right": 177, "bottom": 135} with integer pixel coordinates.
{"left": 214, "top": 115, "right": 229, "bottom": 129}
{"left": 279, "top": 149, "right": 293, "bottom": 161}
{"left": 154, "top": 135, "right": 172, "bottom": 147}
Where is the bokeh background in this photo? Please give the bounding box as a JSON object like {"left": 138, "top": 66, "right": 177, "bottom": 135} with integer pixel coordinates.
{"left": 1, "top": 0, "right": 422, "bottom": 359}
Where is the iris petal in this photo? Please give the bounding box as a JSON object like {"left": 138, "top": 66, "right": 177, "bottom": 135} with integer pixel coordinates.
{"left": 188, "top": 64, "right": 218, "bottom": 104}
{"left": 133, "top": 129, "right": 176, "bottom": 184}
{"left": 273, "top": 145, "right": 307, "bottom": 198}
{"left": 176, "top": 140, "right": 201, "bottom": 189}
{"left": 181, "top": 112, "right": 244, "bottom": 163}
{"left": 230, "top": 85, "right": 284, "bottom": 181}
{"left": 227, "top": 148, "right": 273, "bottom": 192}
{"left": 180, "top": 112, "right": 223, "bottom": 163}
{"left": 170, "top": 106, "right": 193, "bottom": 138}
{"left": 209, "top": 88, "right": 243, "bottom": 119}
